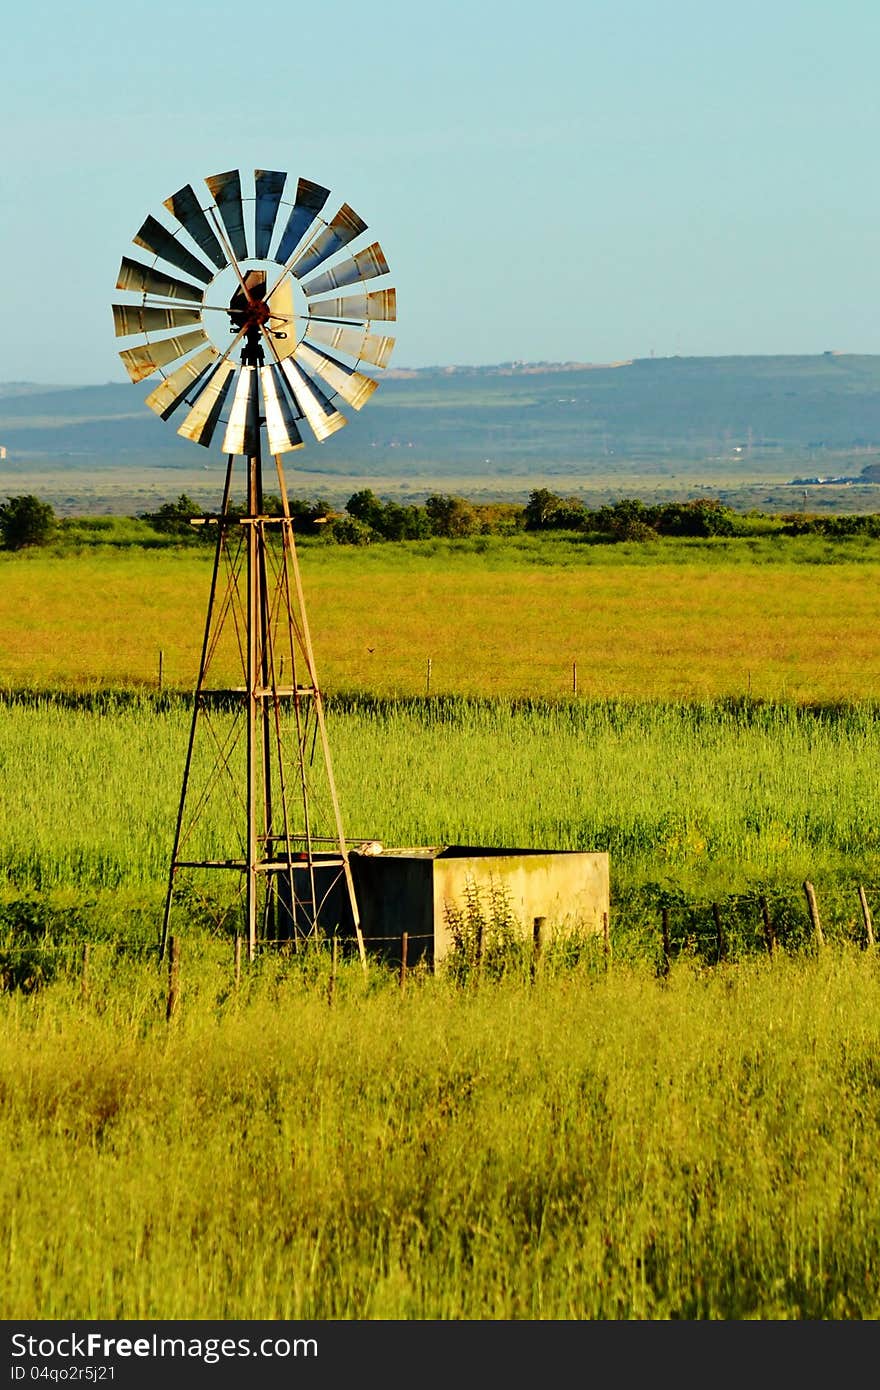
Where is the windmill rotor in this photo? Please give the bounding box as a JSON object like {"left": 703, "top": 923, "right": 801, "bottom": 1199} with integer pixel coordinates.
{"left": 113, "top": 168, "right": 397, "bottom": 455}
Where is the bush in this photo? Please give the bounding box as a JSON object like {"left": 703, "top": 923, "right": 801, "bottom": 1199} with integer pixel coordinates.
{"left": 0, "top": 494, "right": 57, "bottom": 550}
{"left": 524, "top": 489, "right": 586, "bottom": 530}
{"left": 424, "top": 493, "right": 480, "bottom": 538}
{"left": 138, "top": 494, "right": 207, "bottom": 540}
{"left": 324, "top": 514, "right": 374, "bottom": 545}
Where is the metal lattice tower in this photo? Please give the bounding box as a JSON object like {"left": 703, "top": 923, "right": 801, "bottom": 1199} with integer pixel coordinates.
{"left": 112, "top": 168, "right": 397, "bottom": 962}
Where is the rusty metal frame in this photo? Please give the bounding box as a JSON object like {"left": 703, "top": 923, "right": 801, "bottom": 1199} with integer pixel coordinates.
{"left": 159, "top": 442, "right": 366, "bottom": 969}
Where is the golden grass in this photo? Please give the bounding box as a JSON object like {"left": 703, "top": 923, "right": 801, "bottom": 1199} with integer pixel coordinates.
{"left": 3, "top": 543, "right": 880, "bottom": 701}
{"left": 4, "top": 950, "right": 880, "bottom": 1318}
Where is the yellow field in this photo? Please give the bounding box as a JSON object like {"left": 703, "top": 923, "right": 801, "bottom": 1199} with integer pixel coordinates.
{"left": 3, "top": 543, "right": 880, "bottom": 701}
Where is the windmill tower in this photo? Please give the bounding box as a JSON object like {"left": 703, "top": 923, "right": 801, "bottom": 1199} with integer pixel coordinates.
{"left": 112, "top": 168, "right": 397, "bottom": 963}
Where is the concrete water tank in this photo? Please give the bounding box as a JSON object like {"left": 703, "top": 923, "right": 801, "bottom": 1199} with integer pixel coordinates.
{"left": 306, "top": 844, "right": 610, "bottom": 968}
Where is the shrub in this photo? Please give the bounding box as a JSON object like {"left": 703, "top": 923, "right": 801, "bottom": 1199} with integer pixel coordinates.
{"left": 0, "top": 494, "right": 57, "bottom": 550}
{"left": 425, "top": 493, "right": 481, "bottom": 538}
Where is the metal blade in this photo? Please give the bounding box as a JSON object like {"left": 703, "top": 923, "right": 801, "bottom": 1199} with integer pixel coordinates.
{"left": 291, "top": 204, "right": 368, "bottom": 281}
{"left": 133, "top": 215, "right": 215, "bottom": 285}
{"left": 293, "top": 342, "right": 378, "bottom": 410}
{"left": 116, "top": 256, "right": 206, "bottom": 303}
{"left": 144, "top": 347, "right": 219, "bottom": 420}
{"left": 177, "top": 360, "right": 237, "bottom": 447}
{"left": 221, "top": 366, "right": 260, "bottom": 455}
{"left": 280, "top": 358, "right": 347, "bottom": 442}
{"left": 254, "top": 169, "right": 287, "bottom": 259}
{"left": 275, "top": 177, "right": 331, "bottom": 264}
{"left": 112, "top": 304, "right": 202, "bottom": 338}
{"left": 300, "top": 242, "right": 390, "bottom": 296}
{"left": 307, "top": 289, "right": 396, "bottom": 322}
{"left": 205, "top": 169, "right": 248, "bottom": 260}
{"left": 264, "top": 277, "right": 297, "bottom": 362}
{"left": 163, "top": 185, "right": 228, "bottom": 270}
{"left": 119, "top": 328, "right": 211, "bottom": 384}
{"left": 304, "top": 321, "right": 395, "bottom": 369}
{"left": 260, "top": 365, "right": 304, "bottom": 454}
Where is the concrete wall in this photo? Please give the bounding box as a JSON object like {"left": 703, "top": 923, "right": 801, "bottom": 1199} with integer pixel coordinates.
{"left": 346, "top": 846, "right": 610, "bottom": 968}
{"left": 431, "top": 850, "right": 609, "bottom": 965}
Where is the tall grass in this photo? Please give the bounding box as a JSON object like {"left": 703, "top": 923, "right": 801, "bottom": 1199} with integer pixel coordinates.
{"left": 2, "top": 949, "right": 880, "bottom": 1318}
{"left": 1, "top": 694, "right": 880, "bottom": 944}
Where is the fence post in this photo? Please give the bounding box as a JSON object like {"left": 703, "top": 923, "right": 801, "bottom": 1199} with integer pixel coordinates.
{"left": 425, "top": 658, "right": 432, "bottom": 696}
{"left": 166, "top": 936, "right": 180, "bottom": 1021}
{"left": 712, "top": 903, "right": 726, "bottom": 963}
{"left": 803, "top": 881, "right": 824, "bottom": 949}
{"left": 602, "top": 911, "right": 611, "bottom": 971}
{"left": 858, "top": 886, "right": 875, "bottom": 948}
{"left": 759, "top": 896, "right": 777, "bottom": 958}
{"left": 158, "top": 649, "right": 164, "bottom": 691}
{"left": 328, "top": 934, "right": 338, "bottom": 1007}
{"left": 531, "top": 916, "right": 546, "bottom": 981}
{"left": 660, "top": 908, "right": 671, "bottom": 977}
{"left": 399, "top": 932, "right": 408, "bottom": 994}
{"left": 572, "top": 661, "right": 578, "bottom": 696}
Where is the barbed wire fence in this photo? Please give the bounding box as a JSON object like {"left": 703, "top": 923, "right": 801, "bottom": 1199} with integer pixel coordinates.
{"left": 2, "top": 876, "right": 880, "bottom": 1014}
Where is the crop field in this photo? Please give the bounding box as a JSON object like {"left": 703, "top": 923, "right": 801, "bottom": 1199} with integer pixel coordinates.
{"left": 5, "top": 534, "right": 880, "bottom": 1320}
{"left": 5, "top": 533, "right": 880, "bottom": 700}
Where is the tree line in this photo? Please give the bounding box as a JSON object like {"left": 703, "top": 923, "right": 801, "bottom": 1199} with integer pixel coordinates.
{"left": 4, "top": 488, "right": 880, "bottom": 550}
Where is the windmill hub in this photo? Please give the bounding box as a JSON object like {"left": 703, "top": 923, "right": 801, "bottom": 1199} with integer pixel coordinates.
{"left": 230, "top": 296, "right": 271, "bottom": 331}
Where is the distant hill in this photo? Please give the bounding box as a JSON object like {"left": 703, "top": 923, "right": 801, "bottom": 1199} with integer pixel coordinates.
{"left": 4, "top": 355, "right": 880, "bottom": 513}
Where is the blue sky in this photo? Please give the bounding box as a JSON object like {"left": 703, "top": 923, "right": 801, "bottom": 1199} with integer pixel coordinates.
{"left": 5, "top": 0, "right": 880, "bottom": 382}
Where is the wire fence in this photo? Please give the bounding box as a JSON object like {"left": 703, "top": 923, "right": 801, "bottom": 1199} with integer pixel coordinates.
{"left": 2, "top": 876, "right": 879, "bottom": 1007}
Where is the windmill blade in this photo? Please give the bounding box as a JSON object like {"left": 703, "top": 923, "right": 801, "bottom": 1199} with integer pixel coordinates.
{"left": 304, "top": 321, "right": 395, "bottom": 369}
{"left": 275, "top": 178, "right": 331, "bottom": 265}
{"left": 204, "top": 169, "right": 248, "bottom": 260}
{"left": 119, "top": 328, "right": 211, "bottom": 384}
{"left": 221, "top": 366, "right": 260, "bottom": 455}
{"left": 116, "top": 257, "right": 206, "bottom": 303}
{"left": 133, "top": 215, "right": 215, "bottom": 285}
{"left": 294, "top": 342, "right": 378, "bottom": 410}
{"left": 280, "top": 358, "right": 347, "bottom": 442}
{"left": 300, "top": 242, "right": 390, "bottom": 297}
{"left": 307, "top": 290, "right": 396, "bottom": 323}
{"left": 254, "top": 169, "right": 287, "bottom": 259}
{"left": 112, "top": 304, "right": 202, "bottom": 338}
{"left": 260, "top": 365, "right": 304, "bottom": 454}
{"left": 177, "top": 360, "right": 237, "bottom": 446}
{"left": 163, "top": 184, "right": 228, "bottom": 270}
{"left": 291, "top": 205, "right": 368, "bottom": 282}
{"left": 144, "top": 347, "right": 219, "bottom": 420}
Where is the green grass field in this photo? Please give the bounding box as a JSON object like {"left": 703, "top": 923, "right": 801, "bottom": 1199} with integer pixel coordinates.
{"left": 5, "top": 535, "right": 880, "bottom": 1321}
{"left": 2, "top": 693, "right": 879, "bottom": 912}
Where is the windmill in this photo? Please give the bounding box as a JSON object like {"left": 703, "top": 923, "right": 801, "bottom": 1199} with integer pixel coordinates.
{"left": 112, "top": 168, "right": 397, "bottom": 964}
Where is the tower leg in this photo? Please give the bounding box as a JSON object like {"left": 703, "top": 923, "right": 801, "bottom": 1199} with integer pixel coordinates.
{"left": 159, "top": 456, "right": 236, "bottom": 961}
